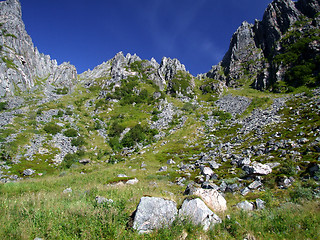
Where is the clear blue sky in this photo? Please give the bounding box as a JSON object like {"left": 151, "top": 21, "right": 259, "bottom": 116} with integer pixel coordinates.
{"left": 19, "top": 0, "right": 272, "bottom": 75}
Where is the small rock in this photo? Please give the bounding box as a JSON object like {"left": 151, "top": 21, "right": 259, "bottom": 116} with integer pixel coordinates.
{"left": 23, "top": 169, "right": 35, "bottom": 176}
{"left": 236, "top": 201, "right": 254, "bottom": 211}
{"left": 248, "top": 181, "right": 262, "bottom": 190}
{"left": 79, "top": 159, "right": 91, "bottom": 165}
{"left": 226, "top": 183, "right": 239, "bottom": 193}
{"left": 201, "top": 182, "right": 219, "bottom": 190}
{"left": 140, "top": 162, "right": 147, "bottom": 168}
{"left": 158, "top": 166, "right": 167, "bottom": 172}
{"left": 167, "top": 159, "right": 176, "bottom": 165}
{"left": 117, "top": 174, "right": 128, "bottom": 178}
{"left": 63, "top": 188, "right": 72, "bottom": 194}
{"left": 209, "top": 161, "right": 221, "bottom": 169}
{"left": 255, "top": 199, "right": 265, "bottom": 210}
{"left": 200, "top": 166, "right": 214, "bottom": 177}
{"left": 179, "top": 198, "right": 221, "bottom": 231}
{"left": 95, "top": 196, "right": 113, "bottom": 204}
{"left": 240, "top": 187, "right": 251, "bottom": 196}
{"left": 126, "top": 178, "right": 139, "bottom": 185}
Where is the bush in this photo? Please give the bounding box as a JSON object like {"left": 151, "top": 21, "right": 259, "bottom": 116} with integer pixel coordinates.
{"left": 63, "top": 129, "right": 78, "bottom": 138}
{"left": 71, "top": 136, "right": 86, "bottom": 147}
{"left": 43, "top": 123, "right": 62, "bottom": 135}
{"left": 290, "top": 185, "right": 313, "bottom": 202}
{"left": 182, "top": 102, "right": 196, "bottom": 112}
{"left": 0, "top": 102, "right": 7, "bottom": 111}
{"left": 109, "top": 121, "right": 125, "bottom": 138}
{"left": 212, "top": 110, "right": 232, "bottom": 121}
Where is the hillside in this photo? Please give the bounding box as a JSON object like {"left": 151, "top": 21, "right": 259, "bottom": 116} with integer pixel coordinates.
{"left": 0, "top": 0, "right": 320, "bottom": 239}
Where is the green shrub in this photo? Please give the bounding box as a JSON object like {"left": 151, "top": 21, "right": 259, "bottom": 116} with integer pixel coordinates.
{"left": 71, "top": 136, "right": 86, "bottom": 147}
{"left": 63, "top": 129, "right": 78, "bottom": 138}
{"left": 65, "top": 108, "right": 73, "bottom": 116}
{"left": 43, "top": 123, "right": 62, "bottom": 135}
{"left": 290, "top": 185, "right": 313, "bottom": 202}
{"left": 212, "top": 110, "right": 232, "bottom": 121}
{"left": 0, "top": 102, "right": 7, "bottom": 111}
{"left": 109, "top": 121, "right": 125, "bottom": 138}
{"left": 182, "top": 102, "right": 196, "bottom": 112}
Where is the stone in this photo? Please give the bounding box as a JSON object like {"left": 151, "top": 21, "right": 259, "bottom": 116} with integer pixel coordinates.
{"left": 209, "top": 161, "right": 221, "bottom": 169}
{"left": 95, "top": 196, "right": 113, "bottom": 205}
{"left": 201, "top": 182, "right": 219, "bottom": 190}
{"left": 243, "top": 162, "right": 272, "bottom": 175}
{"left": 179, "top": 198, "right": 221, "bottom": 231}
{"left": 186, "top": 188, "right": 227, "bottom": 212}
{"left": 248, "top": 181, "right": 262, "bottom": 190}
{"left": 132, "top": 197, "right": 178, "bottom": 234}
{"left": 200, "top": 166, "right": 214, "bottom": 177}
{"left": 225, "top": 183, "right": 239, "bottom": 193}
{"left": 126, "top": 178, "right": 139, "bottom": 185}
{"left": 63, "top": 188, "right": 72, "bottom": 194}
{"left": 140, "top": 162, "right": 147, "bottom": 168}
{"left": 79, "top": 159, "right": 90, "bottom": 165}
{"left": 255, "top": 199, "right": 265, "bottom": 210}
{"left": 307, "top": 162, "right": 320, "bottom": 176}
{"left": 236, "top": 201, "right": 254, "bottom": 211}
{"left": 117, "top": 174, "right": 128, "bottom": 178}
{"left": 166, "top": 159, "right": 176, "bottom": 165}
{"left": 240, "top": 187, "right": 251, "bottom": 196}
{"left": 158, "top": 166, "right": 167, "bottom": 172}
{"left": 23, "top": 169, "right": 35, "bottom": 176}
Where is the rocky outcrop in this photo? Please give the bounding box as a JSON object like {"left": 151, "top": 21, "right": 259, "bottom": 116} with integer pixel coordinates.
{"left": 205, "top": 0, "right": 320, "bottom": 90}
{"left": 0, "top": 0, "right": 77, "bottom": 98}
{"left": 81, "top": 52, "right": 190, "bottom": 93}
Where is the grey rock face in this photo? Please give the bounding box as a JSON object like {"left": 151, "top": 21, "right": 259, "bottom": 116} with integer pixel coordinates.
{"left": 205, "top": 0, "right": 318, "bottom": 90}
{"left": 179, "top": 198, "right": 221, "bottom": 231}
{"left": 0, "top": 0, "right": 77, "bottom": 98}
{"left": 221, "top": 21, "right": 264, "bottom": 87}
{"left": 133, "top": 197, "right": 178, "bottom": 234}
{"left": 256, "top": 0, "right": 301, "bottom": 55}
{"left": 296, "top": 0, "right": 320, "bottom": 18}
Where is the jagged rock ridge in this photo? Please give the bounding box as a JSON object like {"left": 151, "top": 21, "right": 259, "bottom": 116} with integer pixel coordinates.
{"left": 206, "top": 0, "right": 320, "bottom": 91}
{"left": 0, "top": 0, "right": 77, "bottom": 98}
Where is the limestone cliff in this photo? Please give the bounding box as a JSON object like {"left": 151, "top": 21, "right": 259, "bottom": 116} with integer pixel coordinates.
{"left": 0, "top": 0, "right": 77, "bottom": 98}
{"left": 206, "top": 0, "right": 320, "bottom": 91}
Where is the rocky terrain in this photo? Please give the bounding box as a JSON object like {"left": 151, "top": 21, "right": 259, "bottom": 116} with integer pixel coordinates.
{"left": 0, "top": 0, "right": 319, "bottom": 239}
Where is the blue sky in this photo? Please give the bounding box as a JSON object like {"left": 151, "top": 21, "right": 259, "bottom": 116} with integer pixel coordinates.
{"left": 19, "top": 0, "right": 272, "bottom": 75}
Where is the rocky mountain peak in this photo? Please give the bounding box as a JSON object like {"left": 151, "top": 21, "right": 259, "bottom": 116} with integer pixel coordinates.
{"left": 206, "top": 0, "right": 319, "bottom": 91}
{"left": 0, "top": 0, "right": 21, "bottom": 18}
{"left": 0, "top": 0, "right": 77, "bottom": 98}
{"left": 158, "top": 57, "right": 186, "bottom": 82}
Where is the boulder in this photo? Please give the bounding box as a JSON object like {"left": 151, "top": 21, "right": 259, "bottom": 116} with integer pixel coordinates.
{"left": 200, "top": 166, "right": 214, "bottom": 177}
{"left": 243, "top": 162, "right": 272, "bottom": 175}
{"left": 132, "top": 197, "right": 177, "bottom": 234}
{"left": 179, "top": 198, "right": 221, "bottom": 231}
{"left": 186, "top": 187, "right": 227, "bottom": 212}
{"left": 236, "top": 201, "right": 254, "bottom": 211}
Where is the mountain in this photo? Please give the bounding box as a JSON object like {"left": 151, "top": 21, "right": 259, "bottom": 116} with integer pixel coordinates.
{"left": 0, "top": 0, "right": 77, "bottom": 98}
{"left": 0, "top": 0, "right": 319, "bottom": 239}
{"left": 205, "top": 0, "right": 320, "bottom": 92}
